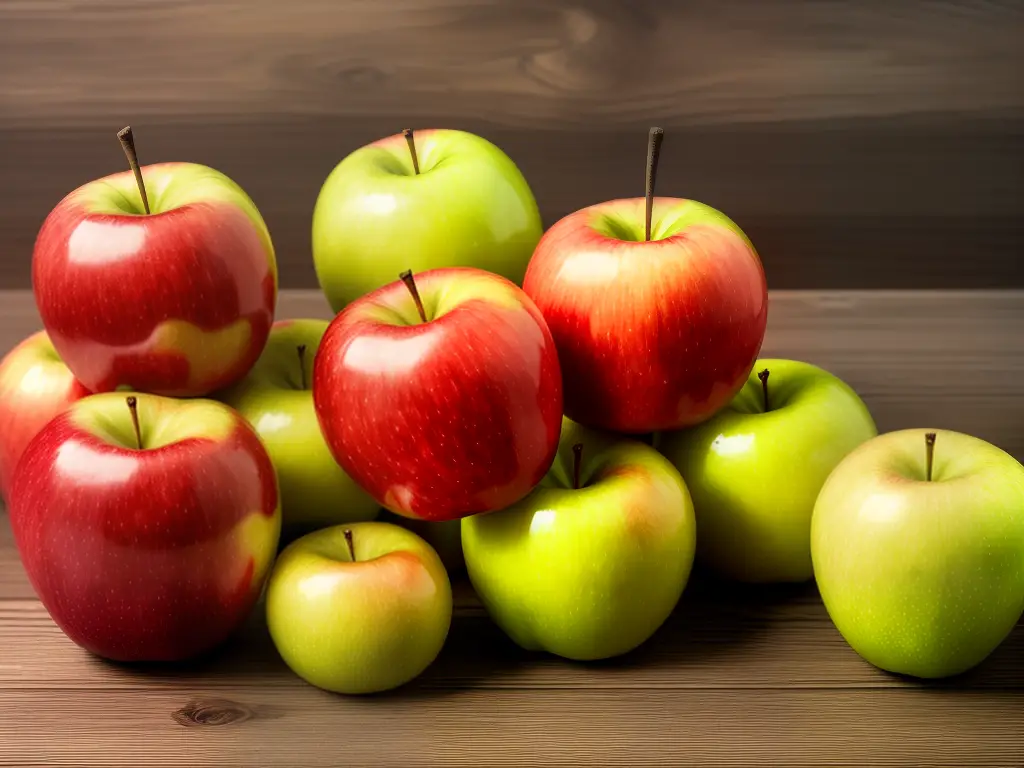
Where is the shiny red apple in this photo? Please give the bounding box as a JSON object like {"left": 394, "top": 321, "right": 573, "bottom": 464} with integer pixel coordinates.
{"left": 31, "top": 127, "right": 277, "bottom": 397}
{"left": 522, "top": 128, "right": 768, "bottom": 434}
{"left": 313, "top": 267, "right": 562, "bottom": 522}
{"left": 7, "top": 393, "right": 281, "bottom": 662}
{"left": 0, "top": 330, "right": 90, "bottom": 499}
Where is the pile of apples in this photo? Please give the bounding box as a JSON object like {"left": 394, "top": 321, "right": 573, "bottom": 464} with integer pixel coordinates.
{"left": 3, "top": 125, "right": 1024, "bottom": 695}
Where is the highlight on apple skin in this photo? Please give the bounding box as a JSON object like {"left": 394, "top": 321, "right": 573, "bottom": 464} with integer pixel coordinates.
{"left": 312, "top": 266, "right": 563, "bottom": 523}
{"left": 265, "top": 522, "right": 453, "bottom": 695}
{"left": 812, "top": 428, "right": 1024, "bottom": 679}
{"left": 218, "top": 318, "right": 380, "bottom": 535}
{"left": 0, "top": 330, "right": 90, "bottom": 500}
{"left": 32, "top": 155, "right": 278, "bottom": 398}
{"left": 7, "top": 392, "right": 282, "bottom": 663}
{"left": 656, "top": 359, "right": 878, "bottom": 583}
{"left": 462, "top": 417, "right": 697, "bottom": 661}
{"left": 312, "top": 128, "right": 543, "bottom": 312}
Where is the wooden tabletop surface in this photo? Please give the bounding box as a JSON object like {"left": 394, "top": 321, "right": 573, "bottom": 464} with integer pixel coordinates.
{"left": 1, "top": 289, "right": 1023, "bottom": 767}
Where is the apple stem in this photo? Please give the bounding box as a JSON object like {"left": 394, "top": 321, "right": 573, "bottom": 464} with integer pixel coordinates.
{"left": 344, "top": 528, "right": 357, "bottom": 562}
{"left": 125, "top": 395, "right": 143, "bottom": 450}
{"left": 116, "top": 126, "right": 151, "bottom": 215}
{"left": 572, "top": 442, "right": 583, "bottom": 490}
{"left": 757, "top": 368, "right": 770, "bottom": 412}
{"left": 925, "top": 432, "right": 936, "bottom": 482}
{"left": 296, "top": 344, "right": 308, "bottom": 390}
{"left": 399, "top": 270, "right": 428, "bottom": 323}
{"left": 402, "top": 128, "right": 421, "bottom": 175}
{"left": 645, "top": 127, "right": 664, "bottom": 242}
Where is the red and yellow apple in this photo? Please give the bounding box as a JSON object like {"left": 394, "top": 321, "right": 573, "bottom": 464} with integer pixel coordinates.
{"left": 7, "top": 393, "right": 281, "bottom": 662}
{"left": 32, "top": 149, "right": 277, "bottom": 397}
{"left": 313, "top": 267, "right": 563, "bottom": 522}
{"left": 523, "top": 129, "right": 767, "bottom": 434}
{"left": 0, "top": 331, "right": 90, "bottom": 499}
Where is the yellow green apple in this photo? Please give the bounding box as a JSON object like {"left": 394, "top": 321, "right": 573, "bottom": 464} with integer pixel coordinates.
{"left": 812, "top": 428, "right": 1024, "bottom": 678}
{"left": 312, "top": 128, "right": 543, "bottom": 312}
{"left": 657, "top": 359, "right": 877, "bottom": 583}
{"left": 462, "top": 418, "right": 696, "bottom": 661}
{"left": 218, "top": 319, "right": 379, "bottom": 534}
{"left": 266, "top": 522, "right": 452, "bottom": 694}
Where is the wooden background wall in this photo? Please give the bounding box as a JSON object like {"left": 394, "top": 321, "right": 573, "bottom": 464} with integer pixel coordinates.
{"left": 1, "top": 0, "right": 1021, "bottom": 290}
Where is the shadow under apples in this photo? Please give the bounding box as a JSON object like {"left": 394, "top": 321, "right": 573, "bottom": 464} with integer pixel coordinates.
{"left": 575, "top": 563, "right": 818, "bottom": 673}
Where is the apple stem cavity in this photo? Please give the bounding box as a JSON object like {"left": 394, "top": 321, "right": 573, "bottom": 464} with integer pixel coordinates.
{"left": 296, "top": 344, "right": 308, "bottom": 390}
{"left": 757, "top": 368, "right": 771, "bottom": 412}
{"left": 402, "top": 128, "right": 421, "bottom": 175}
{"left": 116, "top": 125, "right": 151, "bottom": 215}
{"left": 125, "top": 395, "right": 143, "bottom": 450}
{"left": 925, "top": 432, "right": 936, "bottom": 482}
{"left": 344, "top": 528, "right": 356, "bottom": 562}
{"left": 399, "top": 270, "right": 428, "bottom": 323}
{"left": 645, "top": 126, "right": 665, "bottom": 242}
{"left": 572, "top": 442, "right": 584, "bottom": 490}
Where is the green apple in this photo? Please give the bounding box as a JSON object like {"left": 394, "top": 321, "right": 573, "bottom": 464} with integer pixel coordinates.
{"left": 656, "top": 359, "right": 877, "bottom": 583}
{"left": 380, "top": 511, "right": 465, "bottom": 574}
{"left": 312, "top": 128, "right": 543, "bottom": 311}
{"left": 266, "top": 522, "right": 452, "bottom": 694}
{"left": 462, "top": 418, "right": 696, "bottom": 661}
{"left": 218, "top": 319, "right": 379, "bottom": 533}
{"left": 812, "top": 428, "right": 1024, "bottom": 678}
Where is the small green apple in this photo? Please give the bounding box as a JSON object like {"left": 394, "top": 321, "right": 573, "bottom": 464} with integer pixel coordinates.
{"left": 312, "top": 128, "right": 543, "bottom": 311}
{"left": 380, "top": 510, "right": 465, "bottom": 574}
{"left": 266, "top": 522, "right": 452, "bottom": 694}
{"left": 462, "top": 418, "right": 696, "bottom": 661}
{"left": 812, "top": 428, "right": 1024, "bottom": 678}
{"left": 656, "top": 359, "right": 877, "bottom": 583}
{"left": 218, "top": 319, "right": 379, "bottom": 533}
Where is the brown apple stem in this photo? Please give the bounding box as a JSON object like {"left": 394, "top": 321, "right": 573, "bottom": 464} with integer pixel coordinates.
{"left": 402, "top": 128, "right": 421, "bottom": 175}
{"left": 116, "top": 126, "right": 151, "bottom": 214}
{"left": 296, "top": 344, "right": 308, "bottom": 390}
{"left": 645, "top": 126, "right": 664, "bottom": 242}
{"left": 758, "top": 368, "right": 770, "bottom": 412}
{"left": 125, "top": 396, "right": 143, "bottom": 450}
{"left": 399, "top": 270, "right": 428, "bottom": 323}
{"left": 572, "top": 443, "right": 583, "bottom": 490}
{"left": 925, "top": 432, "right": 936, "bottom": 482}
{"left": 344, "top": 528, "right": 357, "bottom": 562}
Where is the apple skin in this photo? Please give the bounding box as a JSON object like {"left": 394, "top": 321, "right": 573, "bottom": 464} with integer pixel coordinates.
{"left": 312, "top": 129, "right": 543, "bottom": 312}
{"left": 379, "top": 510, "right": 465, "bottom": 574}
{"left": 811, "top": 428, "right": 1024, "bottom": 679}
{"left": 218, "top": 319, "right": 380, "bottom": 534}
{"left": 266, "top": 522, "right": 452, "bottom": 694}
{"left": 523, "top": 197, "right": 767, "bottom": 434}
{"left": 7, "top": 392, "right": 281, "bottom": 662}
{"left": 462, "top": 417, "right": 696, "bottom": 661}
{"left": 656, "top": 359, "right": 877, "bottom": 583}
{"left": 32, "top": 162, "right": 277, "bottom": 397}
{"left": 0, "top": 331, "right": 91, "bottom": 500}
{"left": 313, "top": 267, "right": 563, "bottom": 522}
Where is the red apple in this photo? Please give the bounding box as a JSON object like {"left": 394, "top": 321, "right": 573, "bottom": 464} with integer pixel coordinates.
{"left": 7, "top": 392, "right": 281, "bottom": 662}
{"left": 522, "top": 128, "right": 768, "bottom": 434}
{"left": 31, "top": 127, "right": 277, "bottom": 397}
{"left": 313, "top": 267, "right": 562, "bottom": 522}
{"left": 0, "top": 331, "right": 90, "bottom": 499}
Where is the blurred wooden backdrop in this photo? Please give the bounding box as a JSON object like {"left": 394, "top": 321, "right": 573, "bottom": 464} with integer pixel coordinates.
{"left": 1, "top": 0, "right": 1021, "bottom": 290}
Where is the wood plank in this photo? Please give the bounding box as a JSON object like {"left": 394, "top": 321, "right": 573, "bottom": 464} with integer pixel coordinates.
{"left": 1, "top": 1, "right": 1022, "bottom": 290}
{"left": 3, "top": 1, "right": 1021, "bottom": 126}
{"left": 0, "top": 686, "right": 1022, "bottom": 767}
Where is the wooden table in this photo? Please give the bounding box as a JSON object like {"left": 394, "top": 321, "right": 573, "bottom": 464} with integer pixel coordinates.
{"left": 1, "top": 290, "right": 1023, "bottom": 767}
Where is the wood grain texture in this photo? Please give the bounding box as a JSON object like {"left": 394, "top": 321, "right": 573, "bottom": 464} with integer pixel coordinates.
{"left": 1, "top": 289, "right": 1024, "bottom": 765}
{"left": 1, "top": 0, "right": 1022, "bottom": 289}
{"left": 2, "top": 687, "right": 1024, "bottom": 767}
